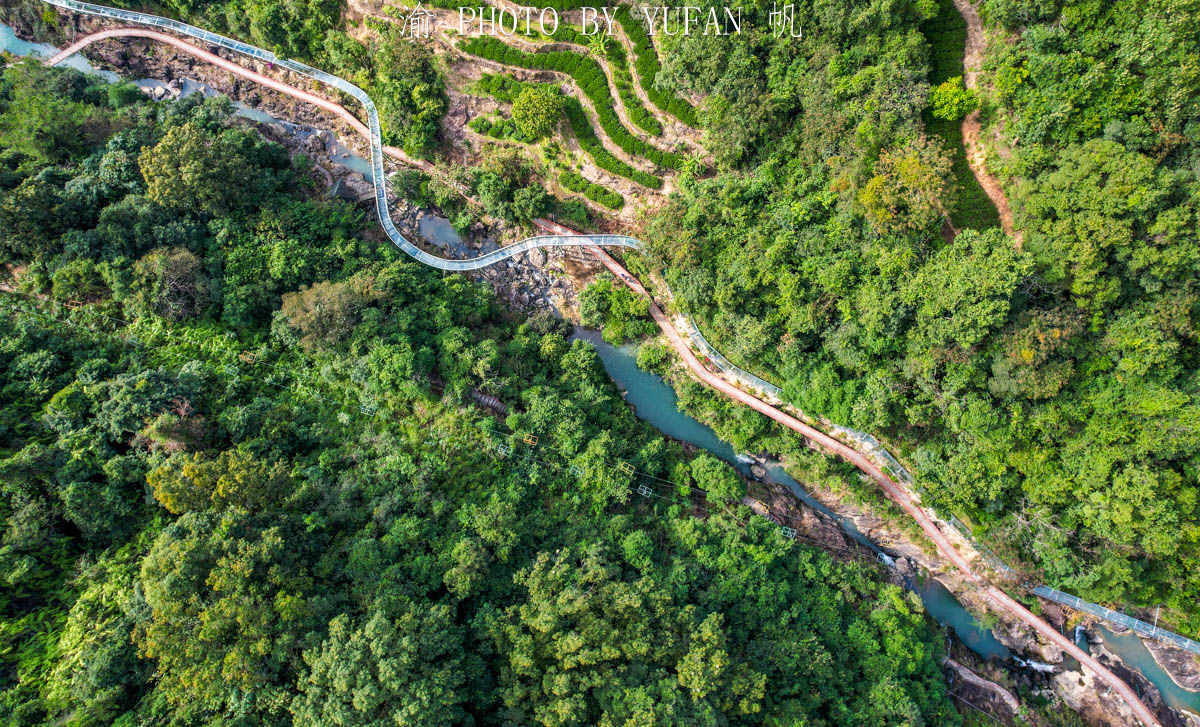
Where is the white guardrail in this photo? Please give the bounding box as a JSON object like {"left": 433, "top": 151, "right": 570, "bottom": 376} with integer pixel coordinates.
{"left": 682, "top": 316, "right": 917, "bottom": 484}
{"left": 682, "top": 317, "right": 1200, "bottom": 656}
{"left": 42, "top": 0, "right": 1200, "bottom": 661}
{"left": 40, "top": 0, "right": 640, "bottom": 271}
{"left": 1034, "top": 587, "right": 1200, "bottom": 655}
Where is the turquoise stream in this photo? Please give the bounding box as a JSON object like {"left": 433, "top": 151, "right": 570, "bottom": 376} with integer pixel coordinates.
{"left": 571, "top": 329, "right": 1011, "bottom": 661}
{"left": 1092, "top": 626, "right": 1200, "bottom": 715}
{"left": 5, "top": 18, "right": 1194, "bottom": 709}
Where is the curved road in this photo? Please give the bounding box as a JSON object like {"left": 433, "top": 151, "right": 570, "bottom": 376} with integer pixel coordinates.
{"left": 536, "top": 221, "right": 1163, "bottom": 727}
{"left": 41, "top": 1, "right": 639, "bottom": 270}
{"left": 37, "top": 4, "right": 1161, "bottom": 724}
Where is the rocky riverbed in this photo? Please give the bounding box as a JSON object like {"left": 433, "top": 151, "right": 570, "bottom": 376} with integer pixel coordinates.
{"left": 10, "top": 12, "right": 1197, "bottom": 726}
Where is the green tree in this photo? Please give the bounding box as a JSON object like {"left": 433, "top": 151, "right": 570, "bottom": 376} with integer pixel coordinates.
{"left": 50, "top": 258, "right": 107, "bottom": 302}
{"left": 930, "top": 76, "right": 976, "bottom": 120}
{"left": 689, "top": 452, "right": 745, "bottom": 505}
{"left": 129, "top": 247, "right": 211, "bottom": 320}
{"left": 294, "top": 605, "right": 470, "bottom": 727}
{"left": 579, "top": 273, "right": 655, "bottom": 344}
{"left": 858, "top": 134, "right": 955, "bottom": 233}
{"left": 138, "top": 122, "right": 288, "bottom": 216}
{"left": 0, "top": 60, "right": 102, "bottom": 164}
{"left": 510, "top": 185, "right": 550, "bottom": 223}
{"left": 280, "top": 279, "right": 362, "bottom": 352}
{"left": 511, "top": 85, "right": 563, "bottom": 139}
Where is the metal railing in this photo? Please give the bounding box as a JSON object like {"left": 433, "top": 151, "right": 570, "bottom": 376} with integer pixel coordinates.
{"left": 1033, "top": 586, "right": 1200, "bottom": 656}
{"left": 45, "top": 0, "right": 1200, "bottom": 668}
{"left": 682, "top": 317, "right": 783, "bottom": 397}
{"left": 41, "top": 0, "right": 640, "bottom": 271}
{"left": 682, "top": 316, "right": 918, "bottom": 485}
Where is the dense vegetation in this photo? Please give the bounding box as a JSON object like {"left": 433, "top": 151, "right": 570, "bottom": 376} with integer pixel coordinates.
{"left": 472, "top": 73, "right": 662, "bottom": 189}
{"left": 614, "top": 5, "right": 700, "bottom": 127}
{"left": 579, "top": 273, "right": 656, "bottom": 343}
{"left": 644, "top": 0, "right": 1200, "bottom": 629}
{"left": 459, "top": 36, "right": 686, "bottom": 170}
{"left": 0, "top": 60, "right": 961, "bottom": 726}
{"left": 919, "top": 0, "right": 998, "bottom": 230}
{"left": 559, "top": 169, "right": 624, "bottom": 210}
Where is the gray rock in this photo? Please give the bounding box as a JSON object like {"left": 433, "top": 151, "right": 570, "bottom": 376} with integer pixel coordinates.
{"left": 303, "top": 134, "right": 324, "bottom": 153}
{"left": 332, "top": 173, "right": 373, "bottom": 201}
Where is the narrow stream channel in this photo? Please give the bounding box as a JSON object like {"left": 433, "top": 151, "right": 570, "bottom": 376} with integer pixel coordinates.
{"left": 571, "top": 328, "right": 1012, "bottom": 660}
{"left": 6, "top": 20, "right": 1196, "bottom": 712}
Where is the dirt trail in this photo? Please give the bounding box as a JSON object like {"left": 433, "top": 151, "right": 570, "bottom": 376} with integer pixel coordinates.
{"left": 951, "top": 0, "right": 1022, "bottom": 247}
{"left": 535, "top": 218, "right": 1162, "bottom": 727}
{"left": 42, "top": 22, "right": 1158, "bottom": 727}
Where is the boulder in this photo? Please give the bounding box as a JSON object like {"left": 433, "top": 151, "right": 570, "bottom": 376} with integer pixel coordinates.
{"left": 303, "top": 133, "right": 325, "bottom": 154}
{"left": 332, "top": 173, "right": 373, "bottom": 201}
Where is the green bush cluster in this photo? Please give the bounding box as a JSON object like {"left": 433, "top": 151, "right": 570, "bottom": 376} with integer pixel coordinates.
{"left": 468, "top": 115, "right": 538, "bottom": 144}
{"left": 603, "top": 38, "right": 662, "bottom": 136}
{"left": 615, "top": 7, "right": 699, "bottom": 127}
{"left": 471, "top": 75, "right": 661, "bottom": 189}
{"left": 459, "top": 37, "right": 684, "bottom": 170}
{"left": 475, "top": 73, "right": 535, "bottom": 104}
{"left": 558, "top": 170, "right": 624, "bottom": 209}
{"left": 562, "top": 98, "right": 662, "bottom": 189}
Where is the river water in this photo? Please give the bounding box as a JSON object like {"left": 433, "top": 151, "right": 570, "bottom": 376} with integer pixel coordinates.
{"left": 1, "top": 23, "right": 116, "bottom": 78}
{"left": 6, "top": 18, "right": 1195, "bottom": 711}
{"left": 1092, "top": 626, "right": 1200, "bottom": 715}
{"left": 571, "top": 328, "right": 1012, "bottom": 660}
{"left": 573, "top": 329, "right": 1200, "bottom": 714}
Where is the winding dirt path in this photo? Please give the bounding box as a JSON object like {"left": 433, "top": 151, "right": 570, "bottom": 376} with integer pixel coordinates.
{"left": 535, "top": 218, "right": 1162, "bottom": 727}
{"left": 42, "top": 23, "right": 1157, "bottom": 726}
{"left": 47, "top": 27, "right": 439, "bottom": 177}
{"left": 952, "top": 0, "right": 1022, "bottom": 247}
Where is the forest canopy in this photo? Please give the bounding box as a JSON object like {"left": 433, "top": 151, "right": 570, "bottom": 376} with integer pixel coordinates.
{"left": 643, "top": 0, "right": 1200, "bottom": 630}
{"left": 0, "top": 61, "right": 958, "bottom": 727}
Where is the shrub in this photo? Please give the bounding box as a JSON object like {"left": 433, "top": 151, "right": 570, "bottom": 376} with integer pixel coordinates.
{"left": 931, "top": 76, "right": 978, "bottom": 121}
{"left": 459, "top": 38, "right": 684, "bottom": 170}
{"left": 558, "top": 170, "right": 624, "bottom": 209}
{"left": 512, "top": 86, "right": 563, "bottom": 139}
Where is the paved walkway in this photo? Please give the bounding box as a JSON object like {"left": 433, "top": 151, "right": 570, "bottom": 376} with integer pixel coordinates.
{"left": 34, "top": 5, "right": 1161, "bottom": 722}
{"left": 534, "top": 218, "right": 1163, "bottom": 727}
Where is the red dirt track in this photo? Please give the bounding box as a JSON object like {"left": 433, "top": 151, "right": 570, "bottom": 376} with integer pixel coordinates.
{"left": 41, "top": 26, "right": 1159, "bottom": 726}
